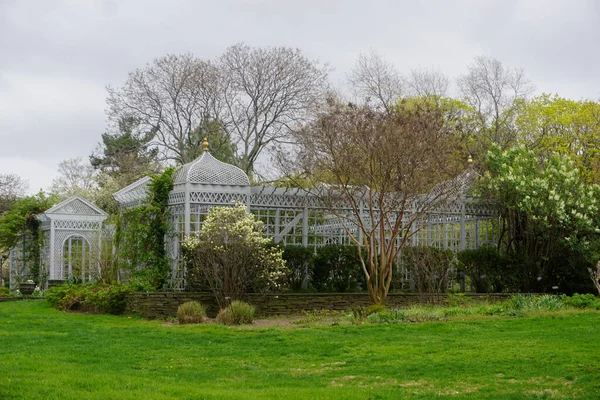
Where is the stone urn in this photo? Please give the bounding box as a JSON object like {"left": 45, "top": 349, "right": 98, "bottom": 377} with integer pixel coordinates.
{"left": 19, "top": 283, "right": 36, "bottom": 296}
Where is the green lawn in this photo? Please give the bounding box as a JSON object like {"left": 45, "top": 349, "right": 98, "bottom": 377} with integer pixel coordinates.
{"left": 1, "top": 300, "right": 599, "bottom": 399}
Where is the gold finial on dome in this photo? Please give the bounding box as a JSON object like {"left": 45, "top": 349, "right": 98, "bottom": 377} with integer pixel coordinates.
{"left": 202, "top": 137, "right": 209, "bottom": 152}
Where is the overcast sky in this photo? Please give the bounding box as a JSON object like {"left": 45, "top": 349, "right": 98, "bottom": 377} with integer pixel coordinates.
{"left": 1, "top": 0, "right": 599, "bottom": 194}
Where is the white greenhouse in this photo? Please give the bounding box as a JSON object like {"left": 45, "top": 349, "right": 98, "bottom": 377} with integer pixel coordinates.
{"left": 11, "top": 144, "right": 497, "bottom": 290}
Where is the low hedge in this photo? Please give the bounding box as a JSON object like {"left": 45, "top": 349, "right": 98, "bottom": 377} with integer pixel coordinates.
{"left": 46, "top": 282, "right": 137, "bottom": 314}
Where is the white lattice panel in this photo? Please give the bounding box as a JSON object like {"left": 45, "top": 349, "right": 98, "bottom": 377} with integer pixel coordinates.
{"left": 189, "top": 191, "right": 247, "bottom": 204}
{"left": 54, "top": 220, "right": 102, "bottom": 230}
{"left": 52, "top": 199, "right": 100, "bottom": 215}
{"left": 168, "top": 191, "right": 186, "bottom": 205}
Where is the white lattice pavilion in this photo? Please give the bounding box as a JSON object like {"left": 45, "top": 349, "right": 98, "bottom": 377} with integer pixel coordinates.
{"left": 38, "top": 196, "right": 109, "bottom": 282}
{"left": 9, "top": 196, "right": 109, "bottom": 288}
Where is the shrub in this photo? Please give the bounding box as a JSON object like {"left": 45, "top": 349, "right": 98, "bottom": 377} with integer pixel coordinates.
{"left": 182, "top": 204, "right": 288, "bottom": 308}
{"left": 216, "top": 301, "right": 255, "bottom": 325}
{"left": 45, "top": 284, "right": 87, "bottom": 311}
{"left": 282, "top": 246, "right": 314, "bottom": 291}
{"left": 532, "top": 294, "right": 563, "bottom": 311}
{"left": 0, "top": 287, "right": 9, "bottom": 296}
{"left": 176, "top": 301, "right": 206, "bottom": 324}
{"left": 402, "top": 246, "right": 455, "bottom": 302}
{"left": 475, "top": 294, "right": 563, "bottom": 317}
{"left": 561, "top": 293, "right": 600, "bottom": 309}
{"left": 45, "top": 282, "right": 135, "bottom": 314}
{"left": 85, "top": 283, "right": 136, "bottom": 314}
{"left": 403, "top": 305, "right": 445, "bottom": 321}
{"left": 313, "top": 245, "right": 365, "bottom": 292}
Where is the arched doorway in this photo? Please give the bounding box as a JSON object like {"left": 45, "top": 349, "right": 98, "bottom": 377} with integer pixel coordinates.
{"left": 62, "top": 235, "right": 91, "bottom": 282}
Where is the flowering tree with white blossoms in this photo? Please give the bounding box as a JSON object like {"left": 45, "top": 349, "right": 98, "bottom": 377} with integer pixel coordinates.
{"left": 181, "top": 203, "right": 288, "bottom": 308}
{"left": 483, "top": 145, "right": 600, "bottom": 292}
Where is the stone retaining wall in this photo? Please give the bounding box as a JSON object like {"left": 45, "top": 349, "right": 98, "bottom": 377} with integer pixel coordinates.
{"left": 124, "top": 292, "right": 511, "bottom": 319}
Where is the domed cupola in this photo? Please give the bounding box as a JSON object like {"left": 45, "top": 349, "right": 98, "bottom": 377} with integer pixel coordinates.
{"left": 174, "top": 139, "right": 250, "bottom": 186}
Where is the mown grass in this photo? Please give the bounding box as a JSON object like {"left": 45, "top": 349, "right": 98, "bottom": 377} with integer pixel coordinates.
{"left": 1, "top": 300, "right": 600, "bottom": 399}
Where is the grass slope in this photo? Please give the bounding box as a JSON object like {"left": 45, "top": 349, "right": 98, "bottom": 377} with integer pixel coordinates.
{"left": 1, "top": 300, "right": 599, "bottom": 399}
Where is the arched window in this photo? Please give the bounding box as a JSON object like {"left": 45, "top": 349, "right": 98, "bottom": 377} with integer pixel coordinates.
{"left": 62, "top": 236, "right": 91, "bottom": 282}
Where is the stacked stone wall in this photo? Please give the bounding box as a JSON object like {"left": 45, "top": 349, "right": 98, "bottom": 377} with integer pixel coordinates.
{"left": 124, "top": 292, "right": 510, "bottom": 319}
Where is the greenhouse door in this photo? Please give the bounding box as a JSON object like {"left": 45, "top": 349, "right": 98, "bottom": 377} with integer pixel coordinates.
{"left": 63, "top": 236, "right": 91, "bottom": 282}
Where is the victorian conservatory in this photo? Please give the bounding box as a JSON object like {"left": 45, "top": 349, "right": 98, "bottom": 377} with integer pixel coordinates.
{"left": 11, "top": 142, "right": 497, "bottom": 290}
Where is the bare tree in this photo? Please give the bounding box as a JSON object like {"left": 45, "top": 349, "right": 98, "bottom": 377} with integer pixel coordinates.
{"left": 107, "top": 46, "right": 328, "bottom": 176}
{"left": 457, "top": 55, "right": 534, "bottom": 152}
{"left": 0, "top": 174, "right": 28, "bottom": 212}
{"left": 406, "top": 67, "right": 449, "bottom": 98}
{"left": 106, "top": 54, "right": 226, "bottom": 164}
{"left": 219, "top": 43, "right": 329, "bottom": 176}
{"left": 347, "top": 51, "right": 403, "bottom": 113}
{"left": 51, "top": 158, "right": 97, "bottom": 199}
{"left": 290, "top": 98, "right": 464, "bottom": 304}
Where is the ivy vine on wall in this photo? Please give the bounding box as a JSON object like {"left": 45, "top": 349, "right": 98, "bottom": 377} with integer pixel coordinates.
{"left": 114, "top": 168, "right": 175, "bottom": 289}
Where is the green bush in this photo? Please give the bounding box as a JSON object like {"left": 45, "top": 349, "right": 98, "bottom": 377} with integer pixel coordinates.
{"left": 457, "top": 246, "right": 521, "bottom": 293}
{"left": 216, "top": 301, "right": 255, "bottom": 325}
{"left": 561, "top": 293, "right": 600, "bottom": 309}
{"left": 85, "top": 283, "right": 136, "bottom": 314}
{"left": 0, "top": 287, "right": 10, "bottom": 296}
{"left": 45, "top": 282, "right": 135, "bottom": 314}
{"left": 282, "top": 245, "right": 314, "bottom": 291}
{"left": 45, "top": 284, "right": 87, "bottom": 311}
{"left": 402, "top": 246, "right": 455, "bottom": 302}
{"left": 313, "top": 245, "right": 365, "bottom": 292}
{"left": 176, "top": 301, "right": 206, "bottom": 324}
{"left": 476, "top": 294, "right": 563, "bottom": 317}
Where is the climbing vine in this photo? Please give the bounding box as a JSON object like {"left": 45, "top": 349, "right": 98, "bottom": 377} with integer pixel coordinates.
{"left": 115, "top": 168, "right": 175, "bottom": 289}
{"left": 0, "top": 191, "right": 56, "bottom": 282}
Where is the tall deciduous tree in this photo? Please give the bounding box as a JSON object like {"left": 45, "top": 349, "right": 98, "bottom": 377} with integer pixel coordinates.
{"left": 516, "top": 94, "right": 600, "bottom": 183}
{"left": 406, "top": 67, "right": 450, "bottom": 99}
{"left": 106, "top": 45, "right": 328, "bottom": 177}
{"left": 458, "top": 56, "right": 533, "bottom": 158}
{"left": 289, "top": 99, "right": 463, "bottom": 304}
{"left": 106, "top": 54, "right": 226, "bottom": 164}
{"left": 219, "top": 43, "right": 329, "bottom": 176}
{"left": 347, "top": 51, "right": 404, "bottom": 113}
